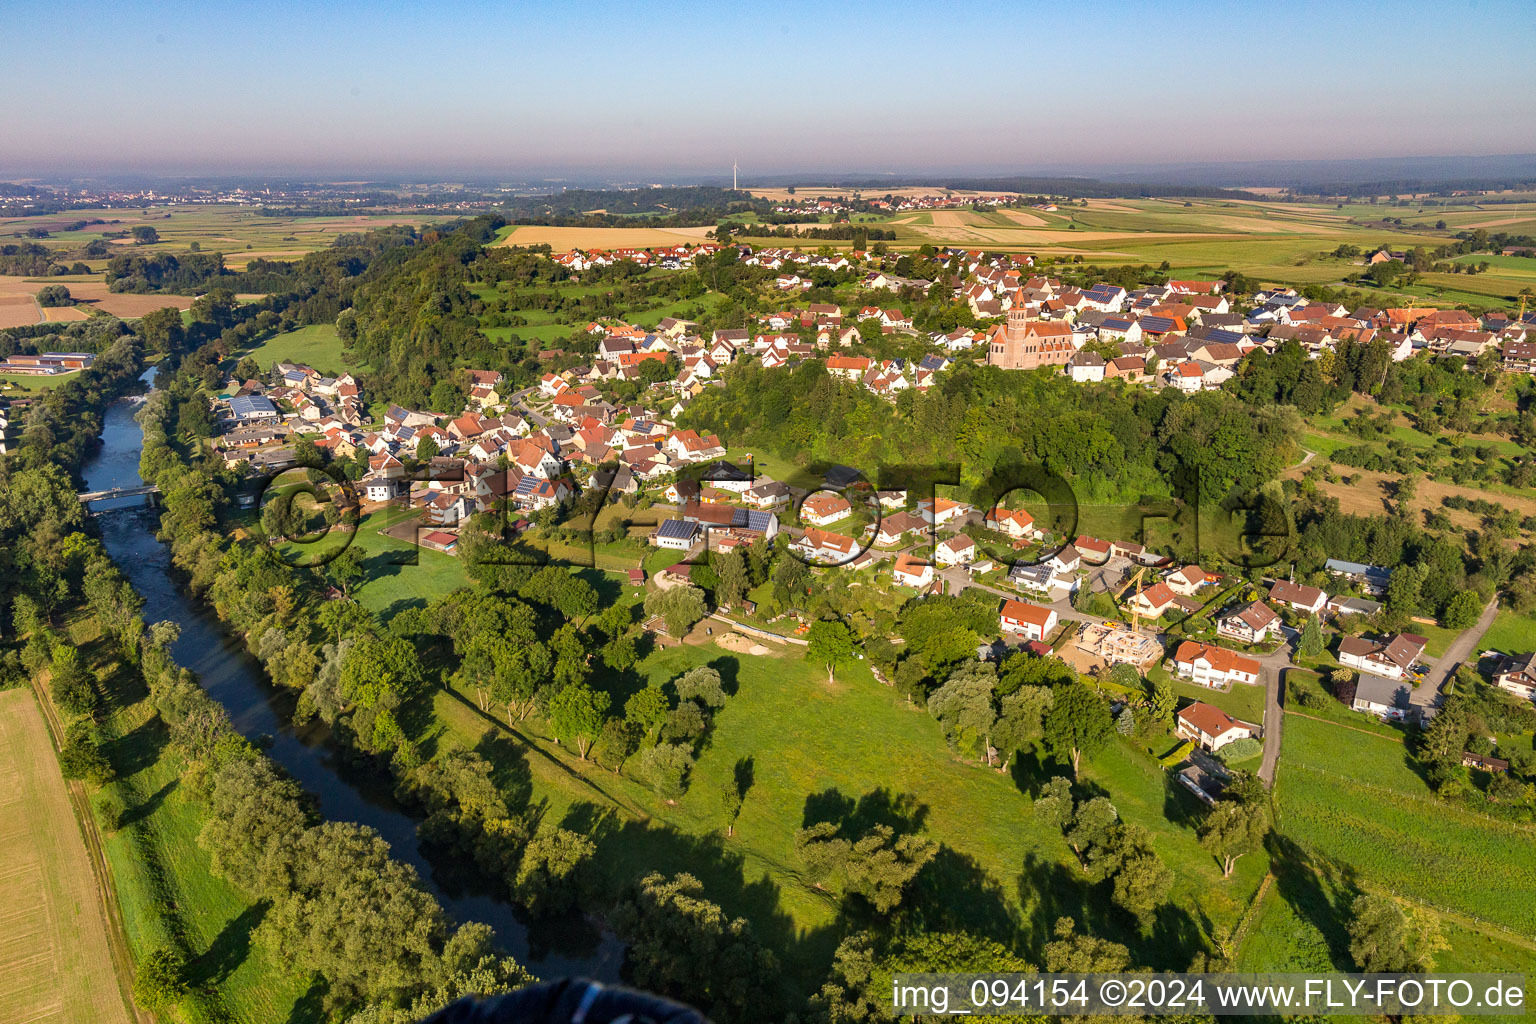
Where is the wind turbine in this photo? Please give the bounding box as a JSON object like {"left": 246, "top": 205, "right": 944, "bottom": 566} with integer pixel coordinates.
{"left": 732, "top": 159, "right": 738, "bottom": 191}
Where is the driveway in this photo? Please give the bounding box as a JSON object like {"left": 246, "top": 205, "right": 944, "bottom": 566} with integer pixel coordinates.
{"left": 1412, "top": 597, "right": 1499, "bottom": 705}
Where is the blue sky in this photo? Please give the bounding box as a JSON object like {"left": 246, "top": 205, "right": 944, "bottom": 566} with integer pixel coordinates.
{"left": 3, "top": 0, "right": 1533, "bottom": 177}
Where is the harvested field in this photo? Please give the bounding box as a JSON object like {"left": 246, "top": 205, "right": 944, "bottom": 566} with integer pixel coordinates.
{"left": 998, "top": 209, "right": 1049, "bottom": 227}
{"left": 744, "top": 186, "right": 1020, "bottom": 202}
{"left": 0, "top": 294, "right": 39, "bottom": 328}
{"left": 0, "top": 690, "right": 132, "bottom": 1024}
{"left": 0, "top": 276, "right": 193, "bottom": 320}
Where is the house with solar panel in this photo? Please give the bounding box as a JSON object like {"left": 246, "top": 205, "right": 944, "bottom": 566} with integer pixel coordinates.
{"left": 653, "top": 519, "right": 701, "bottom": 551}
{"left": 225, "top": 394, "right": 280, "bottom": 428}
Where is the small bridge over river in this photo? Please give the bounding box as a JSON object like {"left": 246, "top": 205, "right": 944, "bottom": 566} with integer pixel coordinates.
{"left": 77, "top": 484, "right": 160, "bottom": 507}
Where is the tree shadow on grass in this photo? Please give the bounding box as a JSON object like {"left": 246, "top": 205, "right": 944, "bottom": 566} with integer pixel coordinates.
{"left": 474, "top": 727, "right": 533, "bottom": 814}
{"left": 900, "top": 843, "right": 1019, "bottom": 946}
{"left": 102, "top": 714, "right": 168, "bottom": 779}
{"left": 284, "top": 976, "right": 328, "bottom": 1024}
{"left": 565, "top": 797, "right": 814, "bottom": 990}
{"left": 186, "top": 902, "right": 267, "bottom": 991}
{"left": 1009, "top": 748, "right": 1065, "bottom": 797}
{"left": 801, "top": 786, "right": 929, "bottom": 835}
{"left": 1264, "top": 832, "right": 1359, "bottom": 970}
{"left": 119, "top": 776, "right": 177, "bottom": 831}
{"left": 707, "top": 654, "right": 741, "bottom": 697}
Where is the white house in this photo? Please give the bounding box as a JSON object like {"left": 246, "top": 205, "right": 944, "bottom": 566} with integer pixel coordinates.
{"left": 935, "top": 535, "right": 976, "bottom": 566}
{"left": 1172, "top": 641, "right": 1260, "bottom": 689}
{"left": 1176, "top": 702, "right": 1256, "bottom": 752}
{"left": 892, "top": 553, "right": 935, "bottom": 588}
{"left": 1000, "top": 599, "right": 1058, "bottom": 642}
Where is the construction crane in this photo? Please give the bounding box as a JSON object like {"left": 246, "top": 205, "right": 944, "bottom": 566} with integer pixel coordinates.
{"left": 1120, "top": 566, "right": 1147, "bottom": 633}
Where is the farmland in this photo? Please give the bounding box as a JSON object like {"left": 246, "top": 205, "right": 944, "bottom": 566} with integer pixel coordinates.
{"left": 1276, "top": 713, "right": 1536, "bottom": 934}
{"left": 0, "top": 689, "right": 132, "bottom": 1024}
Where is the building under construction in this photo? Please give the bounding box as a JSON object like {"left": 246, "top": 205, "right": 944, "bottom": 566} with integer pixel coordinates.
{"left": 1075, "top": 622, "right": 1163, "bottom": 668}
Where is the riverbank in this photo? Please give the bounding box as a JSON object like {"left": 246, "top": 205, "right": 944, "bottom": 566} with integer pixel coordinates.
{"left": 81, "top": 385, "right": 620, "bottom": 991}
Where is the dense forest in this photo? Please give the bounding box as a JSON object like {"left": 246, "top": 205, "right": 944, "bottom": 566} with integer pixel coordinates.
{"left": 680, "top": 358, "right": 1300, "bottom": 507}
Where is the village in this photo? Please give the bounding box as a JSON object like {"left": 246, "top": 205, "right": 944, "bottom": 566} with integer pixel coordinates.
{"left": 202, "top": 224, "right": 1536, "bottom": 808}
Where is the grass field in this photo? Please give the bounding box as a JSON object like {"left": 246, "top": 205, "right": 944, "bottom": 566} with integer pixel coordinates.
{"left": 1277, "top": 713, "right": 1536, "bottom": 934}
{"left": 270, "top": 504, "right": 469, "bottom": 614}
{"left": 429, "top": 637, "right": 1266, "bottom": 1003}
{"left": 238, "top": 323, "right": 359, "bottom": 374}
{"left": 1, "top": 371, "right": 80, "bottom": 393}
{"left": 1483, "top": 609, "right": 1536, "bottom": 656}
{"left": 0, "top": 689, "right": 132, "bottom": 1024}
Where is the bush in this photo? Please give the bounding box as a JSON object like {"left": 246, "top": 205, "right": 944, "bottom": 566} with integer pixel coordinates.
{"left": 94, "top": 791, "right": 127, "bottom": 832}
{"left": 1218, "top": 737, "right": 1263, "bottom": 763}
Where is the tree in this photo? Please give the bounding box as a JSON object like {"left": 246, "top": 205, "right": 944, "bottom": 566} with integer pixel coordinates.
{"left": 1198, "top": 798, "right": 1271, "bottom": 877}
{"left": 720, "top": 776, "right": 744, "bottom": 837}
{"left": 1441, "top": 589, "right": 1483, "bottom": 630}
{"left": 661, "top": 700, "right": 709, "bottom": 744}
{"left": 714, "top": 550, "right": 750, "bottom": 609}
{"left": 49, "top": 644, "right": 96, "bottom": 716}
{"left": 1297, "top": 615, "right": 1325, "bottom": 658}
{"left": 1348, "top": 894, "right": 1421, "bottom": 972}
{"left": 1042, "top": 681, "right": 1113, "bottom": 778}
{"left": 328, "top": 545, "right": 367, "bottom": 598}
{"left": 36, "top": 284, "right": 72, "bottom": 307}
{"left": 990, "top": 686, "right": 1051, "bottom": 771}
{"left": 1032, "top": 775, "right": 1075, "bottom": 833}
{"left": 806, "top": 619, "right": 855, "bottom": 683}
{"left": 1098, "top": 824, "right": 1174, "bottom": 924}
{"left": 636, "top": 743, "right": 694, "bottom": 803}
{"left": 624, "top": 684, "right": 670, "bottom": 741}
{"left": 675, "top": 666, "right": 727, "bottom": 709}
{"left": 416, "top": 433, "right": 440, "bottom": 461}
{"left": 547, "top": 682, "right": 607, "bottom": 759}
{"left": 1043, "top": 917, "right": 1131, "bottom": 972}
{"left": 592, "top": 718, "right": 640, "bottom": 772}
{"left": 613, "top": 872, "right": 776, "bottom": 1024}
{"left": 1064, "top": 796, "right": 1118, "bottom": 861}
{"left": 1147, "top": 674, "right": 1177, "bottom": 724}
{"left": 132, "top": 946, "right": 188, "bottom": 1012}
{"left": 512, "top": 826, "right": 594, "bottom": 917}
{"left": 644, "top": 584, "right": 707, "bottom": 638}
{"left": 131, "top": 225, "right": 160, "bottom": 244}
{"left": 928, "top": 661, "right": 999, "bottom": 763}
{"left": 793, "top": 822, "right": 937, "bottom": 913}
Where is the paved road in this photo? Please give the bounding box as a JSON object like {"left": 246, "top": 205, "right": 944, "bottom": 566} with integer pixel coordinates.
{"left": 1258, "top": 665, "right": 1285, "bottom": 787}
{"left": 1412, "top": 597, "right": 1500, "bottom": 705}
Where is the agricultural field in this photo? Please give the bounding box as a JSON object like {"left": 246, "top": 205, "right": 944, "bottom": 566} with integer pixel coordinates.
{"left": 1276, "top": 713, "right": 1536, "bottom": 934}
{"left": 1, "top": 271, "right": 194, "bottom": 326}
{"left": 494, "top": 224, "right": 718, "bottom": 250}
{"left": 429, "top": 635, "right": 1266, "bottom": 1003}
{"left": 0, "top": 204, "right": 453, "bottom": 268}
{"left": 0, "top": 689, "right": 132, "bottom": 1024}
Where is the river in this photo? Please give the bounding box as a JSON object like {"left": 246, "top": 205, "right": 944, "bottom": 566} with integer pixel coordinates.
{"left": 82, "top": 372, "right": 621, "bottom": 981}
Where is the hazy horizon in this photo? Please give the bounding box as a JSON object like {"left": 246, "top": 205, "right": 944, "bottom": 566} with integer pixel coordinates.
{"left": 4, "top": 0, "right": 1534, "bottom": 179}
